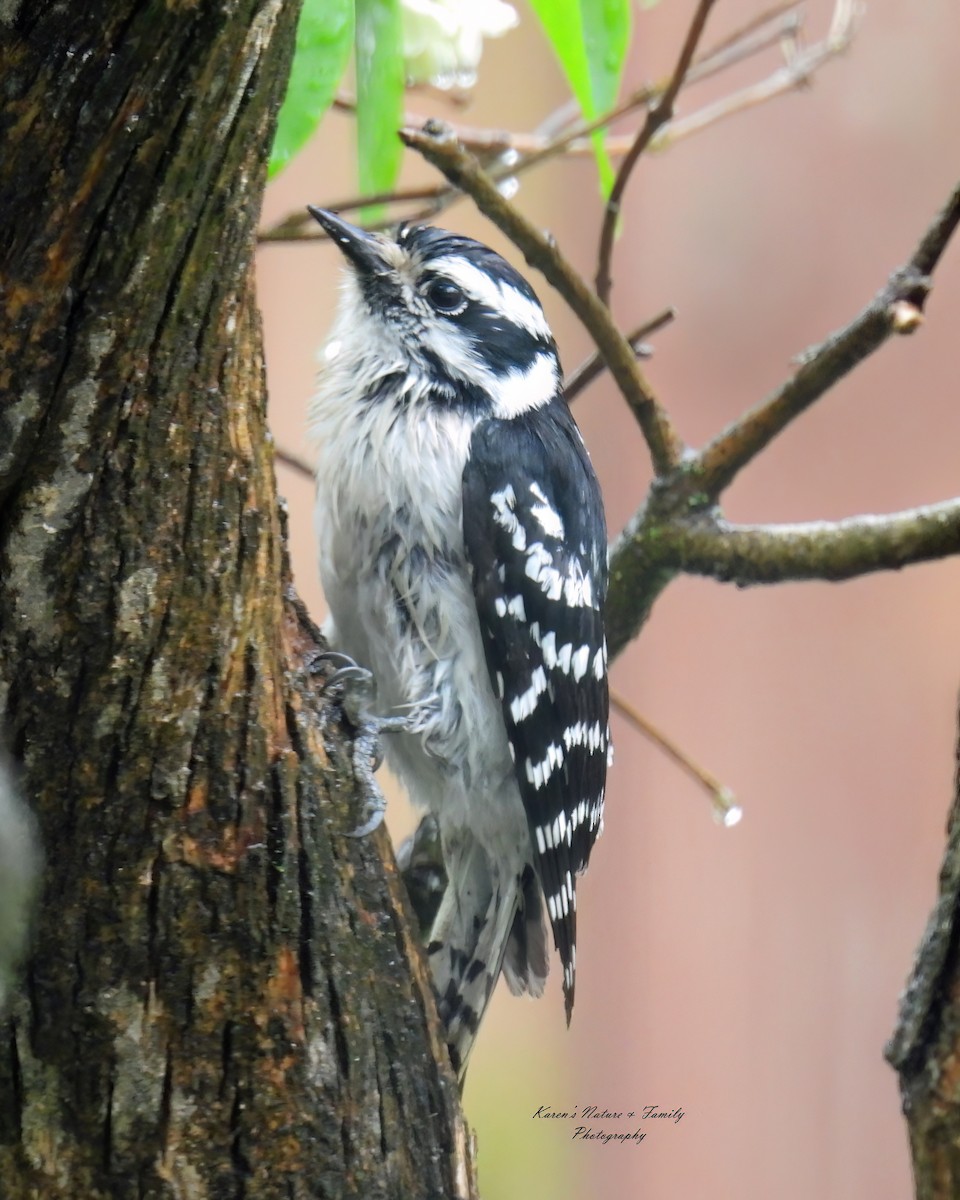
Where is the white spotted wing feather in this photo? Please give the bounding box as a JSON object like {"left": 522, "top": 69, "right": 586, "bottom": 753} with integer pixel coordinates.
{"left": 462, "top": 396, "right": 610, "bottom": 1019}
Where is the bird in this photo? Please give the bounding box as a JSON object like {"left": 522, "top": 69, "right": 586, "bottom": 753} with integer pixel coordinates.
{"left": 308, "top": 207, "right": 611, "bottom": 1076}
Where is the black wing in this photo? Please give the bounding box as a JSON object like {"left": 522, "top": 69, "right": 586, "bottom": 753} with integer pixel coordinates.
{"left": 462, "top": 396, "right": 610, "bottom": 1017}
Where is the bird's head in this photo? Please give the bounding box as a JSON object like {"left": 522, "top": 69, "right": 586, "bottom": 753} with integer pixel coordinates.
{"left": 310, "top": 207, "right": 562, "bottom": 419}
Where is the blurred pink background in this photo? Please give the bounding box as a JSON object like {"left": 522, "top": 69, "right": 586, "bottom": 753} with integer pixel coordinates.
{"left": 258, "top": 2, "right": 960, "bottom": 1196}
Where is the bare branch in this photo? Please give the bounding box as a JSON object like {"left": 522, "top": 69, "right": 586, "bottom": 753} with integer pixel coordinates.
{"left": 606, "top": 498, "right": 960, "bottom": 660}
{"left": 913, "top": 174, "right": 960, "bottom": 277}
{"left": 276, "top": 446, "right": 314, "bottom": 480}
{"left": 611, "top": 688, "right": 741, "bottom": 826}
{"left": 259, "top": 185, "right": 450, "bottom": 242}
{"left": 400, "top": 121, "right": 684, "bottom": 475}
{"left": 693, "top": 2, "right": 802, "bottom": 65}
{"left": 271, "top": 1, "right": 958, "bottom": 706}
{"left": 595, "top": 0, "right": 719, "bottom": 306}
{"left": 654, "top": 501, "right": 960, "bottom": 585}
{"left": 650, "top": 0, "right": 862, "bottom": 154}
{"left": 563, "top": 308, "right": 675, "bottom": 404}
{"left": 694, "top": 175, "right": 960, "bottom": 498}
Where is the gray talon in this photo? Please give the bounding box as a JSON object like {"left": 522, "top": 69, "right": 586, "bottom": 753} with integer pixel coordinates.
{"left": 319, "top": 652, "right": 410, "bottom": 837}
{"left": 309, "top": 649, "right": 356, "bottom": 676}
{"left": 344, "top": 796, "right": 387, "bottom": 838}
{"left": 323, "top": 667, "right": 376, "bottom": 725}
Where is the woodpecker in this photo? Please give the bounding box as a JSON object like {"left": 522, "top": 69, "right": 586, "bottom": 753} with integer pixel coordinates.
{"left": 309, "top": 208, "right": 611, "bottom": 1074}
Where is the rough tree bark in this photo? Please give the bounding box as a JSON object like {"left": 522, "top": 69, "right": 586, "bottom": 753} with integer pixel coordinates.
{"left": 0, "top": 3, "right": 474, "bottom": 1197}
{"left": 887, "top": 696, "right": 960, "bottom": 1200}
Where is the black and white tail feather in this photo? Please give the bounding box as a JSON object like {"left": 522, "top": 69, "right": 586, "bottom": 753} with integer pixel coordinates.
{"left": 309, "top": 208, "right": 611, "bottom": 1076}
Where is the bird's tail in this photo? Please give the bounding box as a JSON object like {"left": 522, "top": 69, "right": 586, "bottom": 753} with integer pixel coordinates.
{"left": 501, "top": 863, "right": 549, "bottom": 1000}
{"left": 428, "top": 837, "right": 546, "bottom": 1078}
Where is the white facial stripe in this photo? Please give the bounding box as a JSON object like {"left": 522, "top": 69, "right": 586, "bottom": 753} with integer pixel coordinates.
{"left": 490, "top": 353, "right": 559, "bottom": 419}
{"left": 424, "top": 317, "right": 559, "bottom": 418}
{"left": 430, "top": 256, "right": 552, "bottom": 340}
{"left": 426, "top": 320, "right": 493, "bottom": 385}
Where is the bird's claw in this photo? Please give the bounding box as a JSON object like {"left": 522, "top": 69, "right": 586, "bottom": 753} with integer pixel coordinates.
{"left": 343, "top": 791, "right": 387, "bottom": 838}
{"left": 324, "top": 666, "right": 377, "bottom": 727}
{"left": 316, "top": 651, "right": 409, "bottom": 837}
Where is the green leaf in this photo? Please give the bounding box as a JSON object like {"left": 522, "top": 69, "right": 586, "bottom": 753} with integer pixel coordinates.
{"left": 269, "top": 0, "right": 354, "bottom": 179}
{"left": 527, "top": 0, "right": 632, "bottom": 194}
{"left": 582, "top": 0, "right": 632, "bottom": 115}
{"left": 526, "top": 2, "right": 591, "bottom": 117}
{"left": 355, "top": 0, "right": 405, "bottom": 207}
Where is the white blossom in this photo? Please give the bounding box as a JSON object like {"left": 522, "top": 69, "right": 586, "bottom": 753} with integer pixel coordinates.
{"left": 401, "top": 0, "right": 518, "bottom": 90}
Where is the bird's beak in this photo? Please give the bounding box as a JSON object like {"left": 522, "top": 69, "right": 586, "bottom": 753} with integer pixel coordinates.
{"left": 308, "top": 207, "right": 391, "bottom": 276}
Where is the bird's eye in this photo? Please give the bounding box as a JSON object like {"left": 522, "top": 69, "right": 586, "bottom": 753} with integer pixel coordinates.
{"left": 425, "top": 279, "right": 466, "bottom": 313}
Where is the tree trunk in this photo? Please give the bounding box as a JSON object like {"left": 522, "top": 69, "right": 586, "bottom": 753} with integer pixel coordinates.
{"left": 0, "top": 3, "right": 475, "bottom": 1196}
{"left": 887, "top": 694, "right": 960, "bottom": 1200}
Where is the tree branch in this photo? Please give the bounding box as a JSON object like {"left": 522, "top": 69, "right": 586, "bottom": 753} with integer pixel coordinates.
{"left": 693, "top": 175, "right": 960, "bottom": 498}
{"left": 295, "top": 20, "right": 960, "bottom": 701}
{"left": 606, "top": 498, "right": 960, "bottom": 660}
{"left": 656, "top": 501, "right": 960, "bottom": 584}
{"left": 275, "top": 446, "right": 314, "bottom": 478}
{"left": 259, "top": 183, "right": 449, "bottom": 241}
{"left": 595, "top": 0, "right": 719, "bottom": 306}
{"left": 400, "top": 121, "right": 684, "bottom": 475}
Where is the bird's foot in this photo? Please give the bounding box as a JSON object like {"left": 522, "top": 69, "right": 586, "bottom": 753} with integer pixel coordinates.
{"left": 316, "top": 651, "right": 412, "bottom": 836}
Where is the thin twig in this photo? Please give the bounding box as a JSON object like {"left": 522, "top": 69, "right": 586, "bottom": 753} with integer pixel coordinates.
{"left": 595, "top": 0, "right": 719, "bottom": 306}
{"left": 401, "top": 122, "right": 684, "bottom": 475}
{"left": 650, "top": 0, "right": 861, "bottom": 155}
{"left": 602, "top": 168, "right": 960, "bottom": 659}
{"left": 564, "top": 308, "right": 676, "bottom": 404}
{"left": 259, "top": 185, "right": 451, "bottom": 241}
{"left": 276, "top": 447, "right": 314, "bottom": 479}
{"left": 611, "top": 688, "right": 741, "bottom": 826}
{"left": 694, "top": 175, "right": 960, "bottom": 498}
{"left": 695, "top": 1, "right": 801, "bottom": 62}
{"left": 452, "top": 2, "right": 804, "bottom": 159}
